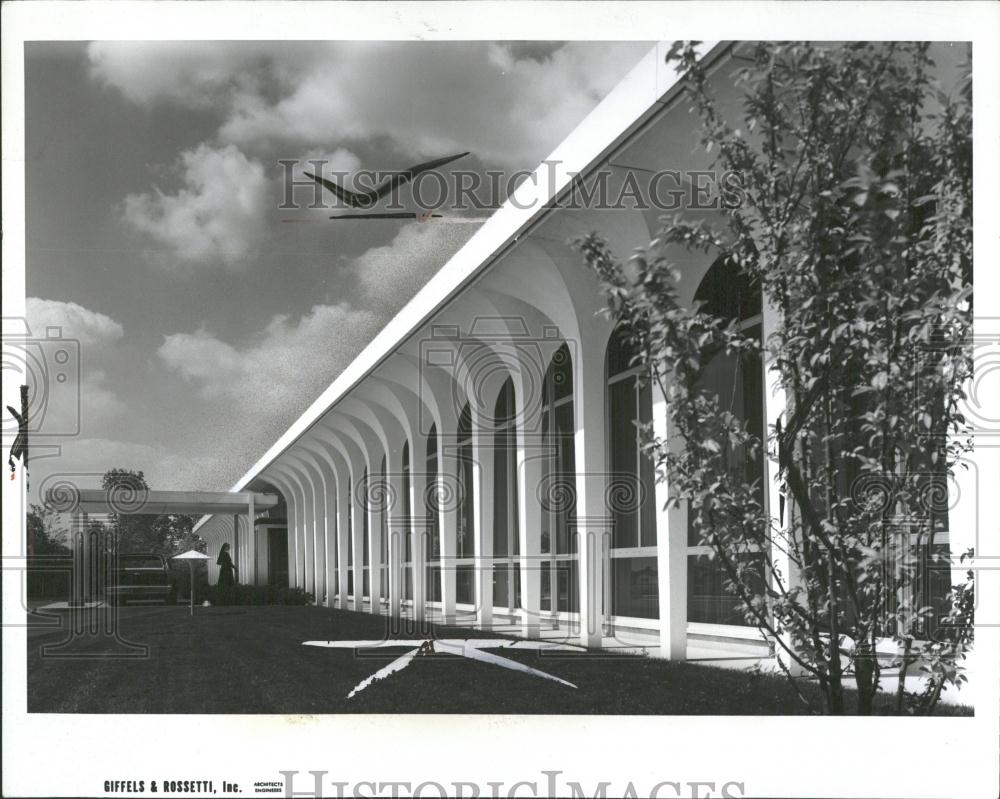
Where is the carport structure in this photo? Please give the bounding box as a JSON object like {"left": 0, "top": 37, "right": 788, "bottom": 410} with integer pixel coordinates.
{"left": 45, "top": 488, "right": 279, "bottom": 606}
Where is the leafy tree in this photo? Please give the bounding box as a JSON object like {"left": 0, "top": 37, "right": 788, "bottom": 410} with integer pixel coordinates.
{"left": 101, "top": 467, "right": 202, "bottom": 557}
{"left": 579, "top": 41, "right": 972, "bottom": 714}
{"left": 27, "top": 503, "right": 70, "bottom": 555}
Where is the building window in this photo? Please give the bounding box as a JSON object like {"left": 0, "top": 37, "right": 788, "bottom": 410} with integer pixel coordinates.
{"left": 402, "top": 440, "right": 412, "bottom": 602}
{"left": 606, "top": 325, "right": 659, "bottom": 620}
{"left": 455, "top": 404, "right": 475, "bottom": 605}
{"left": 346, "top": 485, "right": 353, "bottom": 595}
{"left": 493, "top": 377, "right": 521, "bottom": 612}
{"left": 362, "top": 467, "right": 370, "bottom": 600}
{"left": 687, "top": 256, "right": 764, "bottom": 627}
{"left": 379, "top": 454, "right": 389, "bottom": 608}
{"left": 541, "top": 343, "right": 577, "bottom": 614}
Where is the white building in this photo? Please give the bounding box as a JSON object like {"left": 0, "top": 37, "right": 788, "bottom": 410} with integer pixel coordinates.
{"left": 194, "top": 41, "right": 972, "bottom": 660}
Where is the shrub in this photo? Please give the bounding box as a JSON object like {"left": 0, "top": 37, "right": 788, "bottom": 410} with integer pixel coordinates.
{"left": 205, "top": 584, "right": 313, "bottom": 606}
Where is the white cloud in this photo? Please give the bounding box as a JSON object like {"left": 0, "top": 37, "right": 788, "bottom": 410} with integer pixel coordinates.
{"left": 22, "top": 298, "right": 128, "bottom": 435}
{"left": 87, "top": 41, "right": 276, "bottom": 109}
{"left": 349, "top": 221, "right": 478, "bottom": 314}
{"left": 88, "top": 41, "right": 650, "bottom": 170}
{"left": 26, "top": 297, "right": 123, "bottom": 348}
{"left": 157, "top": 302, "right": 381, "bottom": 421}
{"left": 122, "top": 143, "right": 269, "bottom": 267}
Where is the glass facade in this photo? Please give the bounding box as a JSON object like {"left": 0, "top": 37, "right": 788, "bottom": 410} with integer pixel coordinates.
{"left": 402, "top": 441, "right": 412, "bottom": 602}
{"left": 686, "top": 257, "right": 764, "bottom": 626}
{"left": 540, "top": 344, "right": 578, "bottom": 614}
{"left": 424, "top": 424, "right": 442, "bottom": 603}
{"left": 606, "top": 326, "right": 659, "bottom": 620}
{"left": 492, "top": 378, "right": 521, "bottom": 611}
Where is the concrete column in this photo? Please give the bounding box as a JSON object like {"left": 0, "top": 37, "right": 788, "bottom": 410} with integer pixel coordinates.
{"left": 471, "top": 418, "right": 495, "bottom": 629}
{"left": 306, "top": 470, "right": 326, "bottom": 605}
{"left": 248, "top": 494, "right": 256, "bottom": 587}
{"left": 295, "top": 469, "right": 317, "bottom": 600}
{"left": 325, "top": 487, "right": 337, "bottom": 607}
{"left": 81, "top": 512, "right": 93, "bottom": 603}
{"left": 387, "top": 466, "right": 405, "bottom": 619}
{"left": 654, "top": 384, "right": 687, "bottom": 659}
{"left": 231, "top": 514, "right": 240, "bottom": 583}
{"left": 336, "top": 473, "right": 350, "bottom": 608}
{"left": 270, "top": 473, "right": 302, "bottom": 589}
{"left": 438, "top": 447, "right": 458, "bottom": 625}
{"left": 271, "top": 468, "right": 308, "bottom": 592}
{"left": 409, "top": 461, "right": 428, "bottom": 624}
{"left": 367, "top": 467, "right": 383, "bottom": 615}
{"left": 516, "top": 432, "right": 543, "bottom": 640}
{"left": 574, "top": 352, "right": 610, "bottom": 649}
{"left": 300, "top": 473, "right": 317, "bottom": 599}
{"left": 762, "top": 298, "right": 803, "bottom": 674}
{"left": 351, "top": 469, "right": 365, "bottom": 612}
{"left": 310, "top": 465, "right": 329, "bottom": 605}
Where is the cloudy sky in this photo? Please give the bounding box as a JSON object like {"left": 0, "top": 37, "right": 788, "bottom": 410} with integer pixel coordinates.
{"left": 25, "top": 40, "right": 650, "bottom": 500}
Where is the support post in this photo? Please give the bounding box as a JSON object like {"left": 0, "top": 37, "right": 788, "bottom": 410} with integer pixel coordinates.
{"left": 387, "top": 467, "right": 405, "bottom": 619}
{"left": 516, "top": 439, "right": 543, "bottom": 640}
{"left": 471, "top": 420, "right": 494, "bottom": 629}
{"left": 352, "top": 471, "right": 365, "bottom": 612}
{"left": 336, "top": 479, "right": 349, "bottom": 608}
{"left": 248, "top": 494, "right": 256, "bottom": 587}
{"left": 368, "top": 468, "right": 383, "bottom": 616}
{"left": 438, "top": 448, "right": 458, "bottom": 625}
{"left": 409, "top": 464, "right": 428, "bottom": 624}
{"left": 654, "top": 384, "right": 687, "bottom": 659}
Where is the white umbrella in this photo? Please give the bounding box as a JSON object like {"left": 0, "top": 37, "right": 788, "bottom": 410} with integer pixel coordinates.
{"left": 172, "top": 550, "right": 211, "bottom": 616}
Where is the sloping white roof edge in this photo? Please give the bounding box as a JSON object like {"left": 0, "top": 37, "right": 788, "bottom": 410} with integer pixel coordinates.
{"left": 198, "top": 40, "right": 728, "bottom": 531}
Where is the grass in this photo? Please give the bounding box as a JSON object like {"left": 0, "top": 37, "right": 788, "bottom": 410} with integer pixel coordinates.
{"left": 26, "top": 604, "right": 973, "bottom": 715}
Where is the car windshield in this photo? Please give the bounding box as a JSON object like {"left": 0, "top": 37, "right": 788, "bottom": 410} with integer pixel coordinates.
{"left": 118, "top": 555, "right": 163, "bottom": 569}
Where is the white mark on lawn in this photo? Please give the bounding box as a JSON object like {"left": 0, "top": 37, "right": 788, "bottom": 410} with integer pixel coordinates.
{"left": 302, "top": 638, "right": 584, "bottom": 698}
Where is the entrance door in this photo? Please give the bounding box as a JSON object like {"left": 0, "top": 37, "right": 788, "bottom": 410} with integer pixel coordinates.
{"left": 268, "top": 528, "right": 289, "bottom": 587}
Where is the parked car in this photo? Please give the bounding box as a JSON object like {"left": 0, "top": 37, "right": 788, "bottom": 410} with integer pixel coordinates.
{"left": 107, "top": 553, "right": 176, "bottom": 606}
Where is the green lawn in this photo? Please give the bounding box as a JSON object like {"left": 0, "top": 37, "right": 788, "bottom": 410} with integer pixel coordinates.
{"left": 26, "top": 604, "right": 972, "bottom": 715}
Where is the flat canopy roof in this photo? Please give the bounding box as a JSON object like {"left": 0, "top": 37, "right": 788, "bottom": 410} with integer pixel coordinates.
{"left": 48, "top": 489, "right": 279, "bottom": 516}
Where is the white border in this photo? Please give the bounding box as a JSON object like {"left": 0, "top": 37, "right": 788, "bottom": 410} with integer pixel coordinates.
{"left": 3, "top": 4, "right": 999, "bottom": 799}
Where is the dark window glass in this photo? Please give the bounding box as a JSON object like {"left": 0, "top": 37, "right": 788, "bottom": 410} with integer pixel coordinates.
{"left": 608, "top": 376, "right": 639, "bottom": 548}
{"left": 693, "top": 255, "right": 762, "bottom": 321}
{"left": 425, "top": 563, "right": 442, "bottom": 602}
{"left": 456, "top": 565, "right": 474, "bottom": 604}
{"left": 402, "top": 441, "right": 412, "bottom": 563}
{"left": 553, "top": 400, "right": 576, "bottom": 555}
{"left": 638, "top": 379, "right": 657, "bottom": 547}
{"left": 493, "top": 563, "right": 509, "bottom": 607}
{"left": 426, "top": 425, "right": 439, "bottom": 559}
{"left": 687, "top": 553, "right": 764, "bottom": 626}
{"left": 607, "top": 325, "right": 638, "bottom": 377}
{"left": 362, "top": 469, "right": 369, "bottom": 566}
{"left": 611, "top": 557, "right": 659, "bottom": 619}
{"left": 458, "top": 448, "right": 473, "bottom": 558}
